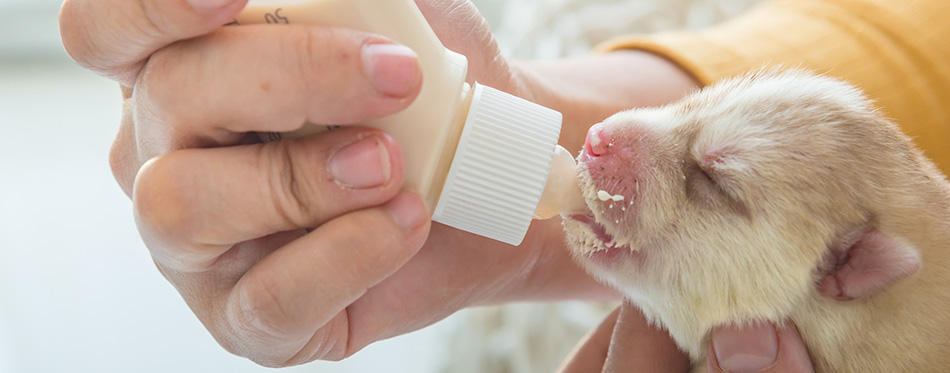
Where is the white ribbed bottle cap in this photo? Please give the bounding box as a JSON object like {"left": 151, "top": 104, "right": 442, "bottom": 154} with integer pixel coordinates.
{"left": 432, "top": 83, "right": 563, "bottom": 246}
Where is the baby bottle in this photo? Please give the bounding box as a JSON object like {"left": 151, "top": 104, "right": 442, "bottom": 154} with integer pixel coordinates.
{"left": 235, "top": 0, "right": 585, "bottom": 245}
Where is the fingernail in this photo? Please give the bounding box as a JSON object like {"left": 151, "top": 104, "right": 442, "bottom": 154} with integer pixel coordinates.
{"left": 713, "top": 323, "right": 779, "bottom": 372}
{"left": 328, "top": 136, "right": 391, "bottom": 189}
{"left": 384, "top": 192, "right": 427, "bottom": 231}
{"left": 361, "top": 43, "right": 421, "bottom": 97}
{"left": 187, "top": 0, "right": 233, "bottom": 10}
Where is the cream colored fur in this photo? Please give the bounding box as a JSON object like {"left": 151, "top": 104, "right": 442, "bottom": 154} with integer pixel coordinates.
{"left": 565, "top": 70, "right": 950, "bottom": 372}
{"left": 442, "top": 1, "right": 764, "bottom": 372}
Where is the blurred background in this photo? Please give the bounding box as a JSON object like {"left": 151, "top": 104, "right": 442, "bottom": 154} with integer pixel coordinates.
{"left": 0, "top": 0, "right": 757, "bottom": 371}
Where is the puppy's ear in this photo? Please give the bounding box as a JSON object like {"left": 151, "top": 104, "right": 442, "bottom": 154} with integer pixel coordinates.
{"left": 817, "top": 229, "right": 920, "bottom": 300}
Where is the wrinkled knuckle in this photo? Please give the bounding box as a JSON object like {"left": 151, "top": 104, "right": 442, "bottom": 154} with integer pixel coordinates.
{"left": 133, "top": 152, "right": 201, "bottom": 243}
{"left": 262, "top": 141, "right": 325, "bottom": 226}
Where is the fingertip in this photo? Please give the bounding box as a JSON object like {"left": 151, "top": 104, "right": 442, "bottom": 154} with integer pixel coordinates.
{"left": 558, "top": 307, "right": 620, "bottom": 373}
{"left": 184, "top": 0, "right": 250, "bottom": 23}
{"left": 361, "top": 42, "right": 422, "bottom": 98}
{"left": 383, "top": 192, "right": 430, "bottom": 233}
{"left": 602, "top": 304, "right": 690, "bottom": 372}
{"left": 381, "top": 191, "right": 432, "bottom": 259}
{"left": 196, "top": 0, "right": 252, "bottom": 31}
{"left": 707, "top": 321, "right": 815, "bottom": 373}
{"left": 709, "top": 322, "right": 778, "bottom": 373}
{"left": 327, "top": 135, "right": 394, "bottom": 189}
{"left": 187, "top": 0, "right": 239, "bottom": 11}
{"left": 377, "top": 132, "right": 405, "bottom": 190}
{"left": 191, "top": 0, "right": 251, "bottom": 34}
{"left": 773, "top": 323, "right": 815, "bottom": 373}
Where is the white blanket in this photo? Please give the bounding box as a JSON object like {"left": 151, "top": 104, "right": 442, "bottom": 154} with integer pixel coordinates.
{"left": 487, "top": 0, "right": 763, "bottom": 59}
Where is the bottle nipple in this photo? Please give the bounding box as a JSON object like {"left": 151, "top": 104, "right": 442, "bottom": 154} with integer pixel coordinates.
{"left": 534, "top": 145, "right": 588, "bottom": 219}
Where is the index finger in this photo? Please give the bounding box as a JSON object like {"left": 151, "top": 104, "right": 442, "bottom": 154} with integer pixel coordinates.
{"left": 558, "top": 307, "right": 620, "bottom": 373}
{"left": 603, "top": 304, "right": 690, "bottom": 373}
{"left": 59, "top": 0, "right": 246, "bottom": 85}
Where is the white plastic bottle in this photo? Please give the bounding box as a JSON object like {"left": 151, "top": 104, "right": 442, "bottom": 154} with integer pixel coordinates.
{"left": 235, "top": 0, "right": 585, "bottom": 245}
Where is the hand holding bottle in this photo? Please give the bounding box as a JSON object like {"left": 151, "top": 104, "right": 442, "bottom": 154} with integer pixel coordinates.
{"left": 59, "top": 0, "right": 608, "bottom": 366}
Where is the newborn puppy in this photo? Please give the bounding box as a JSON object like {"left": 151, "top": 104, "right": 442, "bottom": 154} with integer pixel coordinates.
{"left": 564, "top": 70, "right": 950, "bottom": 372}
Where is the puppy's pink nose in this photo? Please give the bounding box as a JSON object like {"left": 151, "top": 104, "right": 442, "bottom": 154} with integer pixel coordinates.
{"left": 585, "top": 123, "right": 610, "bottom": 156}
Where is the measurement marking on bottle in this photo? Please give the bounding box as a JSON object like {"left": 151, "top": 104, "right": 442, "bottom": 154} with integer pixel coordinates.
{"left": 264, "top": 8, "right": 289, "bottom": 24}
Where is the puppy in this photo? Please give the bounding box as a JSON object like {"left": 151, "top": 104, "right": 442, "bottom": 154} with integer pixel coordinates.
{"left": 563, "top": 69, "right": 950, "bottom": 372}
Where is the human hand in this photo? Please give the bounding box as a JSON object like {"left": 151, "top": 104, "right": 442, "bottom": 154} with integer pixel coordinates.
{"left": 559, "top": 303, "right": 815, "bottom": 373}
{"left": 558, "top": 304, "right": 690, "bottom": 373}
{"left": 704, "top": 321, "right": 813, "bottom": 372}
{"left": 59, "top": 0, "right": 609, "bottom": 366}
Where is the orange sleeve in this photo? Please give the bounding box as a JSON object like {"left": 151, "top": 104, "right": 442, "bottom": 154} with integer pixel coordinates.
{"left": 597, "top": 0, "right": 950, "bottom": 176}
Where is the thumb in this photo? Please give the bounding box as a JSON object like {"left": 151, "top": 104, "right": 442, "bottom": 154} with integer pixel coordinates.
{"left": 707, "top": 321, "right": 814, "bottom": 373}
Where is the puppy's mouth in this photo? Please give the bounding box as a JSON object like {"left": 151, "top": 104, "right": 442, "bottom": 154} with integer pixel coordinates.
{"left": 570, "top": 169, "right": 638, "bottom": 253}
{"left": 569, "top": 214, "right": 614, "bottom": 245}
{"left": 566, "top": 213, "right": 635, "bottom": 265}
{"left": 569, "top": 127, "right": 642, "bottom": 265}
